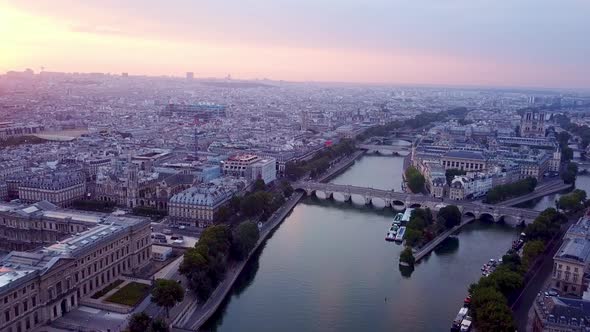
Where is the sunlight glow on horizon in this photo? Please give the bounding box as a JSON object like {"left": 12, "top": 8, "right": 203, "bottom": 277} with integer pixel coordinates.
{"left": 1, "top": 1, "right": 589, "bottom": 89}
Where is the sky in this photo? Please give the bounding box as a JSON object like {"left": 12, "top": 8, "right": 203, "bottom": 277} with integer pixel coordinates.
{"left": 1, "top": 0, "right": 589, "bottom": 89}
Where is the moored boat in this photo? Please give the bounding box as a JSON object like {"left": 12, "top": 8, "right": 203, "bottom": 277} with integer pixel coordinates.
{"left": 395, "top": 226, "right": 406, "bottom": 242}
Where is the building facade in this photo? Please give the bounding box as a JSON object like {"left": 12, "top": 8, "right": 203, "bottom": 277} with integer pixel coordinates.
{"left": 0, "top": 203, "right": 151, "bottom": 332}
{"left": 168, "top": 182, "right": 241, "bottom": 227}
{"left": 248, "top": 158, "right": 277, "bottom": 184}
{"left": 441, "top": 150, "right": 487, "bottom": 171}
{"left": 520, "top": 110, "right": 546, "bottom": 138}
{"left": 18, "top": 172, "right": 86, "bottom": 207}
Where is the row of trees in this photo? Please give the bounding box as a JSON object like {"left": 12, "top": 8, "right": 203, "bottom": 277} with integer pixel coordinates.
{"left": 357, "top": 107, "right": 470, "bottom": 141}
{"left": 554, "top": 114, "right": 590, "bottom": 149}
{"left": 404, "top": 208, "right": 434, "bottom": 247}
{"left": 557, "top": 131, "right": 574, "bottom": 162}
{"left": 469, "top": 208, "right": 568, "bottom": 331}
{"left": 179, "top": 222, "right": 260, "bottom": 302}
{"left": 562, "top": 161, "right": 578, "bottom": 185}
{"left": 557, "top": 189, "right": 587, "bottom": 212}
{"left": 216, "top": 181, "right": 286, "bottom": 223}
{"left": 405, "top": 166, "right": 425, "bottom": 193}
{"left": 127, "top": 278, "right": 185, "bottom": 332}
{"left": 128, "top": 313, "right": 169, "bottom": 332}
{"left": 399, "top": 206, "right": 462, "bottom": 266}
{"left": 72, "top": 199, "right": 116, "bottom": 212}
{"left": 284, "top": 140, "right": 356, "bottom": 180}
{"left": 484, "top": 177, "right": 537, "bottom": 204}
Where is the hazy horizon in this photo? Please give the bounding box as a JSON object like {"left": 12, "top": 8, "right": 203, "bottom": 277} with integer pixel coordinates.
{"left": 1, "top": 0, "right": 589, "bottom": 89}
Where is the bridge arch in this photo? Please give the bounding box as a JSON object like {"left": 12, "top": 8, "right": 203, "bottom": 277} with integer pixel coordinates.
{"left": 498, "top": 215, "right": 520, "bottom": 226}
{"left": 463, "top": 211, "right": 476, "bottom": 220}
{"left": 371, "top": 197, "right": 387, "bottom": 208}
{"left": 391, "top": 200, "right": 406, "bottom": 211}
{"left": 479, "top": 212, "right": 495, "bottom": 223}
{"left": 315, "top": 190, "right": 332, "bottom": 200}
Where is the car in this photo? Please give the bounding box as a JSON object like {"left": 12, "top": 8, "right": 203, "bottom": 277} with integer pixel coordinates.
{"left": 179, "top": 225, "right": 186, "bottom": 230}
{"left": 546, "top": 289, "right": 559, "bottom": 297}
{"left": 162, "top": 229, "right": 173, "bottom": 235}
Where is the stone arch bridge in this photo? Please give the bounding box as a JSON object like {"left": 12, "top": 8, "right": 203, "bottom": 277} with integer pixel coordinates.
{"left": 294, "top": 181, "right": 541, "bottom": 225}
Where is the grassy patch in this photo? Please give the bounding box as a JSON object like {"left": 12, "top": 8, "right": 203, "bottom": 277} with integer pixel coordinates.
{"left": 91, "top": 279, "right": 124, "bottom": 299}
{"left": 105, "top": 282, "right": 150, "bottom": 307}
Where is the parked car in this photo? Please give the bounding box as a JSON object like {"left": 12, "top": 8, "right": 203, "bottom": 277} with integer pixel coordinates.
{"left": 163, "top": 229, "right": 173, "bottom": 235}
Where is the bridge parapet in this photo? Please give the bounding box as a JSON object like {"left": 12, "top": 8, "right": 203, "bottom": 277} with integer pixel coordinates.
{"left": 294, "top": 181, "right": 541, "bottom": 225}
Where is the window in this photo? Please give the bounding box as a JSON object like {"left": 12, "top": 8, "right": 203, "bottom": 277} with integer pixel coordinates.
{"left": 5, "top": 310, "right": 9, "bottom": 322}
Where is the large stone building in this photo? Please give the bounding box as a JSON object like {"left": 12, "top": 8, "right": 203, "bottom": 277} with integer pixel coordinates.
{"left": 168, "top": 179, "right": 246, "bottom": 227}
{"left": 0, "top": 182, "right": 7, "bottom": 201}
{"left": 222, "top": 154, "right": 277, "bottom": 184}
{"left": 441, "top": 150, "right": 487, "bottom": 172}
{"left": 18, "top": 171, "right": 86, "bottom": 207}
{"left": 93, "top": 163, "right": 193, "bottom": 211}
{"left": 0, "top": 161, "right": 25, "bottom": 180}
{"left": 0, "top": 201, "right": 151, "bottom": 332}
{"left": 532, "top": 295, "right": 590, "bottom": 332}
{"left": 520, "top": 110, "right": 546, "bottom": 138}
{"left": 551, "top": 214, "right": 590, "bottom": 297}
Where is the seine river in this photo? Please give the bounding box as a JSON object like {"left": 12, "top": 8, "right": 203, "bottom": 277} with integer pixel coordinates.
{"left": 202, "top": 155, "right": 519, "bottom": 332}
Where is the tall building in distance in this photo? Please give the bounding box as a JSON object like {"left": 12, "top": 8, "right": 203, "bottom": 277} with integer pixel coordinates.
{"left": 520, "top": 110, "right": 546, "bottom": 138}
{"left": 186, "top": 72, "right": 194, "bottom": 80}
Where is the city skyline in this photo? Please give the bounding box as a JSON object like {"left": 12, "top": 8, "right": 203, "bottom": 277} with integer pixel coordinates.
{"left": 2, "top": 0, "right": 590, "bottom": 90}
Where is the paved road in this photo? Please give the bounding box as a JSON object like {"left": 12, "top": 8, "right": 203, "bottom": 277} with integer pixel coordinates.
{"left": 511, "top": 216, "right": 578, "bottom": 331}
{"left": 499, "top": 180, "right": 571, "bottom": 207}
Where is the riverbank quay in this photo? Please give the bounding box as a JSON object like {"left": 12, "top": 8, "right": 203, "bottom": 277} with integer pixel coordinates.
{"left": 498, "top": 180, "right": 572, "bottom": 207}
{"left": 512, "top": 213, "right": 582, "bottom": 331}
{"left": 316, "top": 150, "right": 364, "bottom": 183}
{"left": 172, "top": 192, "right": 304, "bottom": 331}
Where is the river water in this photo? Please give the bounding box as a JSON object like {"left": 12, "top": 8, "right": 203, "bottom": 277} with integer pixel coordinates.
{"left": 202, "top": 155, "right": 519, "bottom": 332}
{"left": 525, "top": 175, "right": 590, "bottom": 211}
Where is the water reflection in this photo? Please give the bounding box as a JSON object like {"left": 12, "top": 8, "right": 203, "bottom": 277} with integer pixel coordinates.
{"left": 434, "top": 236, "right": 460, "bottom": 255}
{"left": 399, "top": 265, "right": 415, "bottom": 278}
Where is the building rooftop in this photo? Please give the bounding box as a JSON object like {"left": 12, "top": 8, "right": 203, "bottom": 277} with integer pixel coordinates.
{"left": 444, "top": 150, "right": 485, "bottom": 160}
{"left": 556, "top": 238, "right": 590, "bottom": 263}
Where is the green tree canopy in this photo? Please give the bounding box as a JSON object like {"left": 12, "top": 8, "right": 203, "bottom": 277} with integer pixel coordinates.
{"left": 399, "top": 247, "right": 415, "bottom": 267}
{"left": 231, "top": 221, "right": 260, "bottom": 260}
{"left": 437, "top": 205, "right": 462, "bottom": 229}
{"left": 522, "top": 240, "right": 545, "bottom": 267}
{"left": 405, "top": 166, "right": 425, "bottom": 193}
{"left": 558, "top": 189, "right": 587, "bottom": 212}
{"left": 253, "top": 178, "right": 266, "bottom": 192}
{"left": 128, "top": 312, "right": 151, "bottom": 332}
{"left": 151, "top": 279, "right": 185, "bottom": 317}
{"left": 150, "top": 319, "right": 170, "bottom": 332}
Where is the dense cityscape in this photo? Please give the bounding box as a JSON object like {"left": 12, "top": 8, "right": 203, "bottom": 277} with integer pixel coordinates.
{"left": 1, "top": 69, "right": 590, "bottom": 332}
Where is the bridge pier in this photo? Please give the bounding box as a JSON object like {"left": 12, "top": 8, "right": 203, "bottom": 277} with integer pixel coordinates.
{"left": 305, "top": 189, "right": 314, "bottom": 197}
{"left": 384, "top": 198, "right": 392, "bottom": 208}
{"left": 325, "top": 191, "right": 333, "bottom": 200}
{"left": 343, "top": 193, "right": 351, "bottom": 202}
{"left": 364, "top": 196, "right": 372, "bottom": 206}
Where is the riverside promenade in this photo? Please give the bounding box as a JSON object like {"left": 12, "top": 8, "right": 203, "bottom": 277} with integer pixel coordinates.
{"left": 172, "top": 191, "right": 304, "bottom": 331}
{"left": 170, "top": 151, "right": 365, "bottom": 331}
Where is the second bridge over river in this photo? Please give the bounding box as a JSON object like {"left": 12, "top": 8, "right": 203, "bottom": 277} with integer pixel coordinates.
{"left": 294, "top": 181, "right": 541, "bottom": 225}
